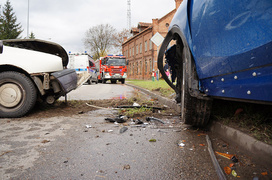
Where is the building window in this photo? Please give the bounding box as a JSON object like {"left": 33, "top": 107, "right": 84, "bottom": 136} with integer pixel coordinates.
{"left": 136, "top": 45, "right": 138, "bottom": 55}
{"left": 136, "top": 62, "right": 138, "bottom": 75}
{"left": 145, "top": 41, "right": 147, "bottom": 52}
{"left": 149, "top": 39, "right": 152, "bottom": 50}
{"left": 140, "top": 43, "right": 142, "bottom": 54}
{"left": 132, "top": 47, "right": 134, "bottom": 56}
{"left": 133, "top": 63, "right": 135, "bottom": 76}
{"left": 139, "top": 61, "right": 142, "bottom": 75}
{"left": 129, "top": 48, "right": 131, "bottom": 57}
{"left": 145, "top": 60, "right": 147, "bottom": 73}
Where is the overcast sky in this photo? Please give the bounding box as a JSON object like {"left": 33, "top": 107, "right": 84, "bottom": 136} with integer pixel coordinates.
{"left": 6, "top": 0, "right": 176, "bottom": 53}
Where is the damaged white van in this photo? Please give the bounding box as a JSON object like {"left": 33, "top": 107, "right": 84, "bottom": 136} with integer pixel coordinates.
{"left": 0, "top": 39, "right": 88, "bottom": 118}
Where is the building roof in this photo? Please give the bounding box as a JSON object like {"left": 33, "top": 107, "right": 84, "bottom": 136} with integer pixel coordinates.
{"left": 123, "top": 8, "right": 177, "bottom": 45}
{"left": 138, "top": 22, "right": 152, "bottom": 28}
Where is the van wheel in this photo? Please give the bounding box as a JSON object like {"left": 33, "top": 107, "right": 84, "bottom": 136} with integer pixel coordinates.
{"left": 121, "top": 79, "right": 125, "bottom": 84}
{"left": 181, "top": 48, "right": 212, "bottom": 127}
{"left": 0, "top": 71, "right": 37, "bottom": 118}
{"left": 87, "top": 79, "right": 91, "bottom": 85}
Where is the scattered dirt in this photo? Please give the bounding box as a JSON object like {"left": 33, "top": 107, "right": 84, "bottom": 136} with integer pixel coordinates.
{"left": 20, "top": 94, "right": 179, "bottom": 121}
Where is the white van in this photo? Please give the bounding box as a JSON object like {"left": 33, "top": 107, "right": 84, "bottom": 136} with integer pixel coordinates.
{"left": 68, "top": 53, "right": 98, "bottom": 84}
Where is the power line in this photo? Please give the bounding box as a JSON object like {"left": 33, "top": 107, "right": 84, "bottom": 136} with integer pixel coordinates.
{"left": 127, "top": 0, "right": 131, "bottom": 30}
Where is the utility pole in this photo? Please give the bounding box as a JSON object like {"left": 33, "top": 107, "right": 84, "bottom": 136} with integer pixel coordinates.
{"left": 27, "top": 0, "right": 29, "bottom": 38}
{"left": 127, "top": 0, "right": 131, "bottom": 30}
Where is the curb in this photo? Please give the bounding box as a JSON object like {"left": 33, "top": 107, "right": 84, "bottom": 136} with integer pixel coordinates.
{"left": 126, "top": 83, "right": 272, "bottom": 167}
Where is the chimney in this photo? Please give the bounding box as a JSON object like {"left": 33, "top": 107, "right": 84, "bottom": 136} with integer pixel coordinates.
{"left": 123, "top": 37, "right": 127, "bottom": 43}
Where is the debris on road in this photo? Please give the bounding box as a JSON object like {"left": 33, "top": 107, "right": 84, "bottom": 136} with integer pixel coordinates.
{"left": 105, "top": 115, "right": 128, "bottom": 123}
{"left": 120, "top": 127, "right": 128, "bottom": 134}
{"left": 41, "top": 140, "right": 50, "bottom": 144}
{"left": 123, "top": 164, "right": 130, "bottom": 170}
{"left": 215, "top": 151, "right": 238, "bottom": 163}
{"left": 117, "top": 105, "right": 162, "bottom": 110}
{"left": 146, "top": 117, "right": 165, "bottom": 124}
{"left": 231, "top": 170, "right": 238, "bottom": 177}
{"left": 85, "top": 125, "right": 92, "bottom": 128}
{"left": 86, "top": 102, "right": 108, "bottom": 109}
{"left": 0, "top": 151, "right": 12, "bottom": 157}
{"left": 149, "top": 139, "right": 157, "bottom": 142}
{"left": 206, "top": 135, "right": 227, "bottom": 180}
{"left": 224, "top": 166, "right": 231, "bottom": 175}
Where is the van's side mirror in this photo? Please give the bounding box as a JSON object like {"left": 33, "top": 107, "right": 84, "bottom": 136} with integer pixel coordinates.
{"left": 126, "top": 59, "right": 129, "bottom": 65}
{"left": 0, "top": 41, "right": 3, "bottom": 54}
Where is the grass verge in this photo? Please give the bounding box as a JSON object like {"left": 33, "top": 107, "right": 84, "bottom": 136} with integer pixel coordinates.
{"left": 126, "top": 79, "right": 175, "bottom": 98}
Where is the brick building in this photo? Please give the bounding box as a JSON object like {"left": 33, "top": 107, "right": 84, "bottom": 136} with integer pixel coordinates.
{"left": 122, "top": 0, "right": 182, "bottom": 80}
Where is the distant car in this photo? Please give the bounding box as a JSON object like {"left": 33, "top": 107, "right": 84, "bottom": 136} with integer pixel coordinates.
{"left": 0, "top": 39, "right": 89, "bottom": 118}
{"left": 158, "top": 0, "right": 272, "bottom": 126}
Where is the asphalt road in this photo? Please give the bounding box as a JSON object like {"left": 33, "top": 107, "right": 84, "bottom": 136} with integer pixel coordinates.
{"left": 60, "top": 83, "right": 135, "bottom": 100}
{"left": 0, "top": 83, "right": 271, "bottom": 180}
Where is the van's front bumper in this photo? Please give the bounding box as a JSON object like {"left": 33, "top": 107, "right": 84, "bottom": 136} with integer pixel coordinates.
{"left": 51, "top": 69, "right": 78, "bottom": 93}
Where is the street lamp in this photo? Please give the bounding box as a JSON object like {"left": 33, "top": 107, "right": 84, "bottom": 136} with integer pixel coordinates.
{"left": 27, "top": 0, "right": 29, "bottom": 38}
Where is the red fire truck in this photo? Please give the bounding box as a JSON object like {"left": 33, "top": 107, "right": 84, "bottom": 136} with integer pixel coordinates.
{"left": 96, "top": 55, "right": 127, "bottom": 84}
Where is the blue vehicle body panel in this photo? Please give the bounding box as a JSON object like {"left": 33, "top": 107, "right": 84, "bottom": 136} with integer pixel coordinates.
{"left": 169, "top": 0, "right": 272, "bottom": 102}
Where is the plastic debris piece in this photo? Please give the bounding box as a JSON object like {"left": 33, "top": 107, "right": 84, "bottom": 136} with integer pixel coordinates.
{"left": 108, "top": 130, "right": 113, "bottom": 132}
{"left": 146, "top": 117, "right": 165, "bottom": 124}
{"left": 261, "top": 172, "right": 268, "bottom": 176}
{"left": 135, "top": 119, "right": 143, "bottom": 124}
{"left": 149, "top": 139, "right": 156, "bottom": 142}
{"left": 229, "top": 163, "right": 235, "bottom": 168}
{"left": 231, "top": 170, "right": 237, "bottom": 177}
{"left": 133, "top": 102, "right": 140, "bottom": 107}
{"left": 120, "top": 127, "right": 128, "bottom": 134}
{"left": 197, "top": 133, "right": 207, "bottom": 136}
{"left": 85, "top": 125, "right": 92, "bottom": 128}
{"left": 178, "top": 142, "right": 185, "bottom": 147}
{"left": 105, "top": 115, "right": 127, "bottom": 123}
{"left": 224, "top": 167, "right": 231, "bottom": 175}
{"left": 199, "top": 144, "right": 205, "bottom": 147}
{"left": 231, "top": 156, "right": 239, "bottom": 163}
{"left": 105, "top": 118, "right": 115, "bottom": 123}
{"left": 215, "top": 151, "right": 233, "bottom": 160}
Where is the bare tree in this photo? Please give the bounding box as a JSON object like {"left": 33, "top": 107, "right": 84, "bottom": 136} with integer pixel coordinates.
{"left": 112, "top": 28, "right": 131, "bottom": 53}
{"left": 84, "top": 24, "right": 116, "bottom": 60}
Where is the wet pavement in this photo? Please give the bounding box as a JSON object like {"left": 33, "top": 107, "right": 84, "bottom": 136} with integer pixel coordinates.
{"left": 1, "top": 109, "right": 218, "bottom": 180}
{"left": 60, "top": 83, "right": 135, "bottom": 100}
{"left": 1, "top": 84, "right": 271, "bottom": 179}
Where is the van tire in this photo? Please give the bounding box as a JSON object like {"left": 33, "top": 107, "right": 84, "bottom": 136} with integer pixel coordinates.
{"left": 0, "top": 71, "right": 37, "bottom": 118}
